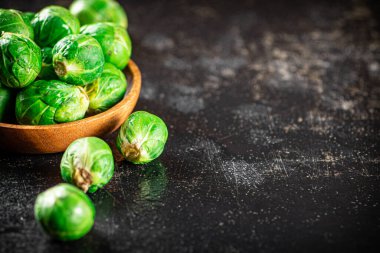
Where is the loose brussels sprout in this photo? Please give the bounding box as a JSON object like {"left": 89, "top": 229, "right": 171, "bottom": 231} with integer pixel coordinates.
{"left": 53, "top": 34, "right": 105, "bottom": 85}
{"left": 34, "top": 183, "right": 95, "bottom": 241}
{"left": 0, "top": 84, "right": 13, "bottom": 122}
{"left": 61, "top": 137, "right": 114, "bottom": 193}
{"left": 80, "top": 22, "right": 132, "bottom": 69}
{"left": 31, "top": 6, "right": 80, "bottom": 48}
{"left": 117, "top": 111, "right": 168, "bottom": 164}
{"left": 0, "top": 32, "right": 41, "bottom": 88}
{"left": 70, "top": 0, "right": 128, "bottom": 28}
{"left": 0, "top": 9, "right": 34, "bottom": 39}
{"left": 16, "top": 80, "right": 89, "bottom": 125}
{"left": 85, "top": 63, "right": 127, "bottom": 115}
{"left": 39, "top": 47, "right": 58, "bottom": 80}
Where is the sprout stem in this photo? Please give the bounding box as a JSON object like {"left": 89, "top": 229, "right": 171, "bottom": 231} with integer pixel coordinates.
{"left": 73, "top": 168, "right": 92, "bottom": 193}
{"left": 55, "top": 62, "right": 66, "bottom": 76}
{"left": 121, "top": 143, "right": 140, "bottom": 161}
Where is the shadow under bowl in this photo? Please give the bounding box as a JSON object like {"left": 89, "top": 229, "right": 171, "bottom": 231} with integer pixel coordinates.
{"left": 0, "top": 60, "right": 141, "bottom": 154}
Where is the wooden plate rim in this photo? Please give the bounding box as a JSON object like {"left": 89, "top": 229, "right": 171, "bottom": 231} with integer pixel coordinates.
{"left": 0, "top": 60, "right": 141, "bottom": 130}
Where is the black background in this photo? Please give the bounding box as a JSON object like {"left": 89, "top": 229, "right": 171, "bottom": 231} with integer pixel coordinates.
{"left": 0, "top": 0, "right": 379, "bottom": 252}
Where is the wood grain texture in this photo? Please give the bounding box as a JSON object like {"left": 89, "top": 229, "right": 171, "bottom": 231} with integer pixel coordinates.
{"left": 0, "top": 60, "right": 141, "bottom": 154}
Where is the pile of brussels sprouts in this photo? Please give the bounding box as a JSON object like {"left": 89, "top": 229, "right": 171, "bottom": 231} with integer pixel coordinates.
{"left": 0, "top": 0, "right": 131, "bottom": 124}
{"left": 1, "top": 0, "right": 170, "bottom": 241}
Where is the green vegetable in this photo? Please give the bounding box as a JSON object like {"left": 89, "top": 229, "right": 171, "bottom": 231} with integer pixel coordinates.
{"left": 85, "top": 63, "right": 127, "bottom": 115}
{"left": 61, "top": 137, "right": 114, "bottom": 193}
{"left": 34, "top": 183, "right": 95, "bottom": 241}
{"left": 116, "top": 111, "right": 168, "bottom": 164}
{"left": 39, "top": 47, "right": 58, "bottom": 80}
{"left": 0, "top": 9, "right": 34, "bottom": 39}
{"left": 53, "top": 34, "right": 105, "bottom": 85}
{"left": 0, "top": 32, "right": 41, "bottom": 88}
{"left": 80, "top": 22, "right": 132, "bottom": 69}
{"left": 70, "top": 0, "right": 128, "bottom": 28}
{"left": 0, "top": 84, "right": 13, "bottom": 122}
{"left": 31, "top": 6, "right": 80, "bottom": 48}
{"left": 16, "top": 80, "right": 89, "bottom": 125}
{"left": 21, "top": 12, "right": 35, "bottom": 23}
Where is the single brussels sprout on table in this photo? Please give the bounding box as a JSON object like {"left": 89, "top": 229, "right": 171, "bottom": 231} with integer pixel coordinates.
{"left": 61, "top": 137, "right": 114, "bottom": 193}
{"left": 0, "top": 84, "right": 14, "bottom": 122}
{"left": 0, "top": 32, "right": 41, "bottom": 88}
{"left": 31, "top": 5, "right": 80, "bottom": 48}
{"left": 16, "top": 80, "right": 89, "bottom": 125}
{"left": 0, "top": 9, "right": 34, "bottom": 39}
{"left": 85, "top": 63, "right": 127, "bottom": 115}
{"left": 70, "top": 0, "right": 128, "bottom": 28}
{"left": 117, "top": 111, "right": 168, "bottom": 164}
{"left": 80, "top": 22, "right": 132, "bottom": 70}
{"left": 53, "top": 34, "right": 105, "bottom": 85}
{"left": 39, "top": 47, "right": 58, "bottom": 80}
{"left": 34, "top": 183, "right": 95, "bottom": 241}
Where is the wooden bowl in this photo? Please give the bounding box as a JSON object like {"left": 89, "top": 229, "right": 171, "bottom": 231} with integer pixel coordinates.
{"left": 0, "top": 60, "right": 141, "bottom": 154}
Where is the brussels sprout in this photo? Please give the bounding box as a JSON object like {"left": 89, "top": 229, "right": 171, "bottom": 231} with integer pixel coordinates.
{"left": 39, "top": 47, "right": 58, "bottom": 80}
{"left": 61, "top": 137, "right": 114, "bottom": 193}
{"left": 16, "top": 80, "right": 89, "bottom": 125}
{"left": 0, "top": 9, "right": 34, "bottom": 39}
{"left": 0, "top": 32, "right": 41, "bottom": 89}
{"left": 117, "top": 111, "right": 168, "bottom": 164}
{"left": 70, "top": 0, "right": 128, "bottom": 28}
{"left": 0, "top": 84, "right": 13, "bottom": 122}
{"left": 53, "top": 34, "right": 105, "bottom": 85}
{"left": 34, "top": 183, "right": 95, "bottom": 241}
{"left": 31, "top": 6, "right": 80, "bottom": 48}
{"left": 85, "top": 63, "right": 127, "bottom": 115}
{"left": 21, "top": 12, "right": 35, "bottom": 23}
{"left": 80, "top": 22, "right": 132, "bottom": 70}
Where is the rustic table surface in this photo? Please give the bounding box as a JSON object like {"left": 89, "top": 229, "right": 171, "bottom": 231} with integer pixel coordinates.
{"left": 0, "top": 0, "right": 379, "bottom": 252}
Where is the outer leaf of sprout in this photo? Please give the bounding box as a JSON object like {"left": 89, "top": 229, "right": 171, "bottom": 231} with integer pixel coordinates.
{"left": 70, "top": 0, "right": 128, "bottom": 28}
{"left": 34, "top": 183, "right": 95, "bottom": 241}
{"left": 15, "top": 80, "right": 89, "bottom": 125}
{"left": 39, "top": 47, "right": 58, "bottom": 80}
{"left": 0, "top": 32, "right": 41, "bottom": 88}
{"left": 80, "top": 22, "right": 132, "bottom": 69}
{"left": 20, "top": 12, "right": 35, "bottom": 23}
{"left": 0, "top": 83, "right": 14, "bottom": 122}
{"left": 61, "top": 137, "right": 114, "bottom": 193}
{"left": 53, "top": 34, "right": 105, "bottom": 86}
{"left": 31, "top": 6, "right": 80, "bottom": 48}
{"left": 0, "top": 9, "right": 34, "bottom": 39}
{"left": 117, "top": 111, "right": 169, "bottom": 164}
{"left": 85, "top": 62, "right": 127, "bottom": 115}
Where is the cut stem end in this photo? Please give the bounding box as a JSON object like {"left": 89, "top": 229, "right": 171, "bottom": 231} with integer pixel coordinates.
{"left": 121, "top": 143, "right": 140, "bottom": 162}
{"left": 55, "top": 62, "right": 66, "bottom": 77}
{"left": 73, "top": 168, "right": 92, "bottom": 193}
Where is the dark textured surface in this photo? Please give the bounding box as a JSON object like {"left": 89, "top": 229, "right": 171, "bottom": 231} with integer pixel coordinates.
{"left": 0, "top": 0, "right": 379, "bottom": 252}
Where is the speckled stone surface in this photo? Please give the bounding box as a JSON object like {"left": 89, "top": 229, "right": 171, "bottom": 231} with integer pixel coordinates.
{"left": 0, "top": 0, "right": 379, "bottom": 252}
